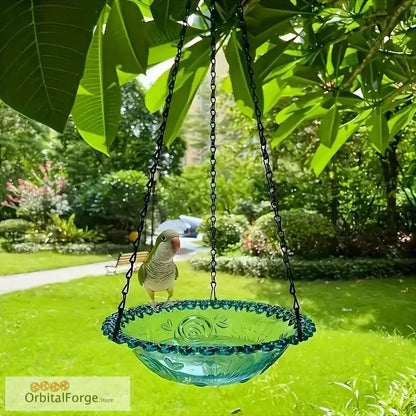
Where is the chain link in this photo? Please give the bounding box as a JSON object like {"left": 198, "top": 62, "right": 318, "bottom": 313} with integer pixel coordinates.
{"left": 112, "top": 0, "right": 193, "bottom": 341}
{"left": 209, "top": 0, "right": 218, "bottom": 301}
{"left": 235, "top": 0, "right": 303, "bottom": 341}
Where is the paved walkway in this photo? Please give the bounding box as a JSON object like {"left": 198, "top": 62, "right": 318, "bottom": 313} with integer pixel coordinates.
{"left": 0, "top": 239, "right": 207, "bottom": 295}
{"left": 0, "top": 261, "right": 112, "bottom": 295}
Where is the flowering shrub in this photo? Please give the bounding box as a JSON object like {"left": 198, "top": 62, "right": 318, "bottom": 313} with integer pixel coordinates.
{"left": 2, "top": 162, "right": 70, "bottom": 226}
{"left": 242, "top": 227, "right": 279, "bottom": 257}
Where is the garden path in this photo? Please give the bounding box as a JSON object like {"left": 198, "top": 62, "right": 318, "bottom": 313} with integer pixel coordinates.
{"left": 0, "top": 238, "right": 206, "bottom": 295}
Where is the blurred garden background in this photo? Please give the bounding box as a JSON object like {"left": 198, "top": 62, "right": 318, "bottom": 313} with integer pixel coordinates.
{"left": 0, "top": 0, "right": 416, "bottom": 415}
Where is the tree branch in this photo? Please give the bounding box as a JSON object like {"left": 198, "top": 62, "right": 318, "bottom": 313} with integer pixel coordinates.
{"left": 342, "top": 0, "right": 413, "bottom": 90}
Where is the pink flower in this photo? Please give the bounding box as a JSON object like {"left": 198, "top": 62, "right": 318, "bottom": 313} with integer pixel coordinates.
{"left": 6, "top": 181, "right": 15, "bottom": 190}
{"left": 55, "top": 177, "right": 66, "bottom": 188}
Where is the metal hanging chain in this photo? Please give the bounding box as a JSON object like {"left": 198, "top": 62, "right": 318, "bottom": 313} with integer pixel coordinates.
{"left": 235, "top": 0, "right": 303, "bottom": 341}
{"left": 209, "top": 0, "right": 218, "bottom": 301}
{"left": 112, "top": 0, "right": 194, "bottom": 341}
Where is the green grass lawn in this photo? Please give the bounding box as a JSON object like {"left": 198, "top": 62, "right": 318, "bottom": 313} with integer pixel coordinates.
{"left": 0, "top": 262, "right": 415, "bottom": 415}
{"left": 0, "top": 252, "right": 110, "bottom": 275}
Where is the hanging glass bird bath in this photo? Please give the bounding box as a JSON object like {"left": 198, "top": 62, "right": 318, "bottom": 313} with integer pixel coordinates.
{"left": 102, "top": 0, "right": 315, "bottom": 386}
{"left": 102, "top": 300, "right": 315, "bottom": 386}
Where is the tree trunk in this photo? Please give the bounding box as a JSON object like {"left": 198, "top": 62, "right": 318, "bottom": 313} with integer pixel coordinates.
{"left": 329, "top": 164, "right": 339, "bottom": 228}
{"left": 379, "top": 135, "right": 400, "bottom": 242}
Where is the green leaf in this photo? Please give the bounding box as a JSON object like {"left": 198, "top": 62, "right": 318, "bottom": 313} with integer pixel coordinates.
{"left": 403, "top": 27, "right": 416, "bottom": 52}
{"left": 316, "top": 23, "right": 346, "bottom": 45}
{"left": 225, "top": 31, "right": 262, "bottom": 116}
{"left": 0, "top": 0, "right": 106, "bottom": 132}
{"left": 164, "top": 65, "right": 208, "bottom": 146}
{"left": 326, "top": 45, "right": 335, "bottom": 76}
{"left": 253, "top": 39, "right": 289, "bottom": 82}
{"left": 130, "top": 0, "right": 153, "bottom": 19}
{"left": 319, "top": 105, "right": 340, "bottom": 147}
{"left": 353, "top": 0, "right": 372, "bottom": 14}
{"left": 311, "top": 109, "right": 372, "bottom": 175}
{"left": 331, "top": 40, "right": 347, "bottom": 78}
{"left": 150, "top": 0, "right": 198, "bottom": 27}
{"left": 245, "top": 0, "right": 299, "bottom": 46}
{"left": 116, "top": 69, "right": 138, "bottom": 86}
{"left": 262, "top": 79, "right": 284, "bottom": 114}
{"left": 336, "top": 92, "right": 363, "bottom": 108}
{"left": 146, "top": 71, "right": 170, "bottom": 113}
{"left": 272, "top": 105, "right": 327, "bottom": 147}
{"left": 388, "top": 104, "right": 416, "bottom": 138}
{"left": 383, "top": 58, "right": 412, "bottom": 83}
{"left": 104, "top": 0, "right": 148, "bottom": 75}
{"left": 263, "top": 54, "right": 300, "bottom": 83}
{"left": 275, "top": 92, "right": 322, "bottom": 124}
{"left": 146, "top": 21, "right": 204, "bottom": 66}
{"left": 272, "top": 111, "right": 310, "bottom": 146}
{"left": 360, "top": 60, "right": 383, "bottom": 98}
{"left": 146, "top": 38, "right": 210, "bottom": 112}
{"left": 71, "top": 10, "right": 121, "bottom": 155}
{"left": 150, "top": 0, "right": 170, "bottom": 27}
{"left": 284, "top": 65, "right": 322, "bottom": 87}
{"left": 145, "top": 38, "right": 210, "bottom": 146}
{"left": 368, "top": 106, "right": 390, "bottom": 153}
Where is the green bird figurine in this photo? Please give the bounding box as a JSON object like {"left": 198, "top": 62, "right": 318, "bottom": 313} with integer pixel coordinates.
{"left": 138, "top": 230, "right": 180, "bottom": 307}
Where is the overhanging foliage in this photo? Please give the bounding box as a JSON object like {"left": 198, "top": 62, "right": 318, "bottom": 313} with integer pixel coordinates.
{"left": 0, "top": 0, "right": 415, "bottom": 173}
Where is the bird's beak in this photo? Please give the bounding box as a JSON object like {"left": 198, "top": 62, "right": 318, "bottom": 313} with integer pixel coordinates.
{"left": 171, "top": 237, "right": 180, "bottom": 253}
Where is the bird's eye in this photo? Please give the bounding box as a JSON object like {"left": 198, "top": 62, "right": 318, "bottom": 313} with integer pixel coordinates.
{"left": 161, "top": 235, "right": 167, "bottom": 241}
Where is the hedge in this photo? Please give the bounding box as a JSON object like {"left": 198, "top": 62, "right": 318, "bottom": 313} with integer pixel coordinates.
{"left": 8, "top": 242, "right": 133, "bottom": 254}
{"left": 190, "top": 255, "right": 416, "bottom": 280}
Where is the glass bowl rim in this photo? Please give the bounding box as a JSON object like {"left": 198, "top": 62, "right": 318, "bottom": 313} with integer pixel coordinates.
{"left": 102, "top": 299, "right": 316, "bottom": 355}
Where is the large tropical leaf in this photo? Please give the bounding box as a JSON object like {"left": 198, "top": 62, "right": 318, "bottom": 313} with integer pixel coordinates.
{"left": 262, "top": 78, "right": 284, "bottom": 114}
{"left": 145, "top": 38, "right": 211, "bottom": 146}
{"left": 368, "top": 106, "right": 390, "bottom": 154}
{"left": 71, "top": 10, "right": 121, "bottom": 155}
{"left": 146, "top": 38, "right": 209, "bottom": 112}
{"left": 311, "top": 109, "right": 372, "bottom": 175}
{"left": 150, "top": 0, "right": 198, "bottom": 27}
{"left": 131, "top": 0, "right": 153, "bottom": 19}
{"left": 272, "top": 105, "right": 327, "bottom": 147}
{"left": 283, "top": 65, "right": 322, "bottom": 87}
{"left": 331, "top": 40, "right": 348, "bottom": 78}
{"left": 164, "top": 65, "right": 208, "bottom": 146}
{"left": 275, "top": 92, "right": 323, "bottom": 124}
{"left": 225, "top": 31, "right": 263, "bottom": 116}
{"left": 318, "top": 104, "right": 340, "bottom": 148}
{"left": 0, "top": 0, "right": 105, "bottom": 132}
{"left": 254, "top": 39, "right": 290, "bottom": 83}
{"left": 146, "top": 21, "right": 205, "bottom": 67}
{"left": 388, "top": 104, "right": 416, "bottom": 139}
{"left": 245, "top": 0, "right": 299, "bottom": 46}
{"left": 104, "top": 0, "right": 148, "bottom": 76}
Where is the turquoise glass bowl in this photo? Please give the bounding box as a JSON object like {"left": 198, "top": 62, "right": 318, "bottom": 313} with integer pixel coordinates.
{"left": 102, "top": 300, "right": 316, "bottom": 386}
